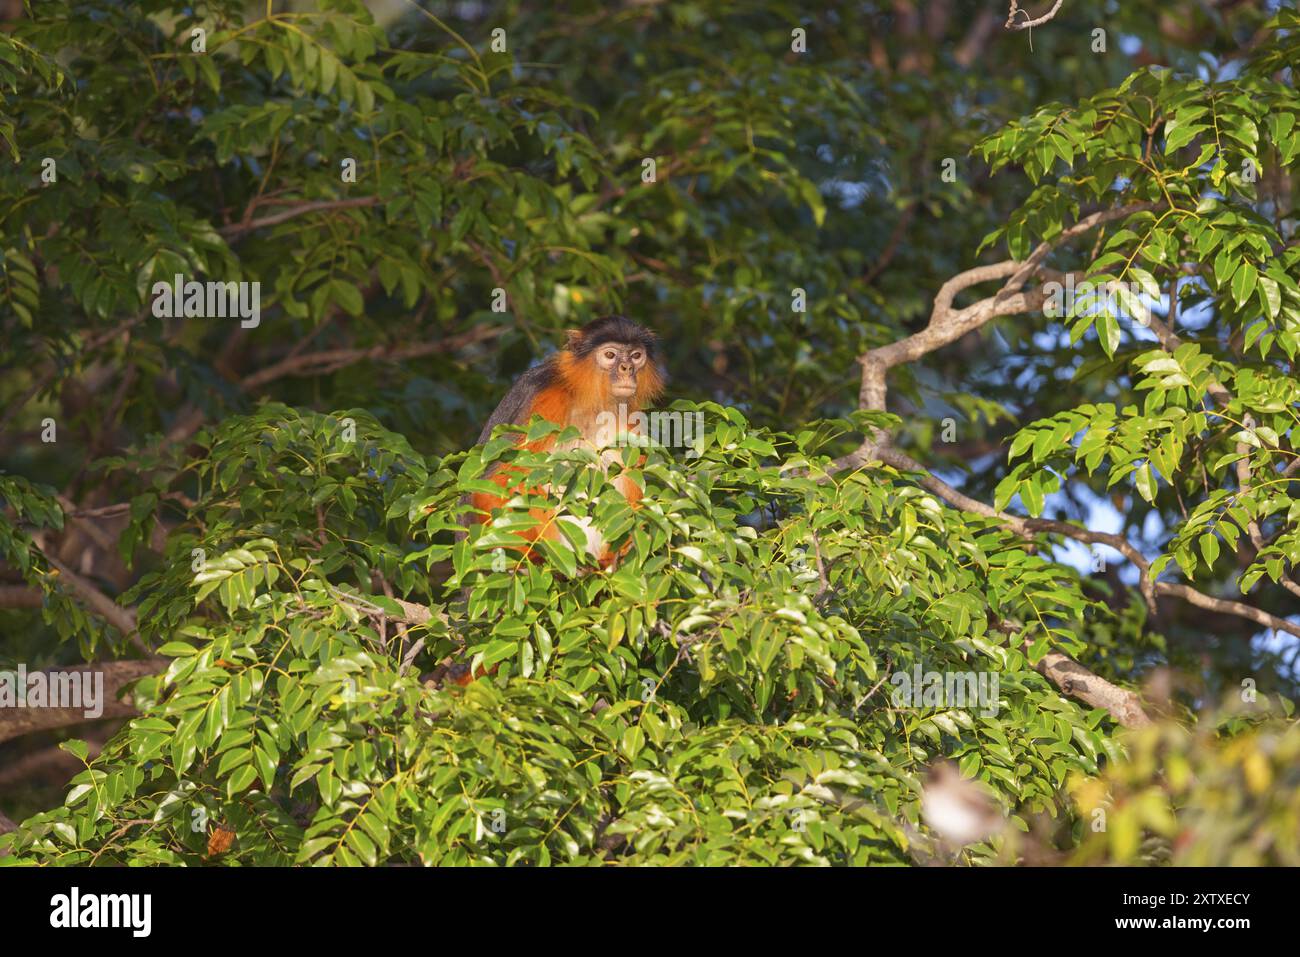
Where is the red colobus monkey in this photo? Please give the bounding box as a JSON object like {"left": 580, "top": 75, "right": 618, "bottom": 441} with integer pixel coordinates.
{"left": 469, "top": 316, "right": 666, "bottom": 566}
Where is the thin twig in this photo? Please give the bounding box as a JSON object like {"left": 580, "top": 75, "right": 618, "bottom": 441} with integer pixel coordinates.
{"left": 219, "top": 196, "right": 381, "bottom": 240}
{"left": 1005, "top": 1, "right": 1065, "bottom": 30}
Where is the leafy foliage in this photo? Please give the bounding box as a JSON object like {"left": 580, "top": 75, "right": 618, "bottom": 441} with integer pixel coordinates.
{"left": 5, "top": 405, "right": 1113, "bottom": 864}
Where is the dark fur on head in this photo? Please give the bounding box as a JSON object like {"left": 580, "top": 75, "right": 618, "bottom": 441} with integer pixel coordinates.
{"left": 566, "top": 315, "right": 658, "bottom": 359}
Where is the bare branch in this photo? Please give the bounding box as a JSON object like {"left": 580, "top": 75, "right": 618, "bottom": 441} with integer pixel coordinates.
{"left": 219, "top": 196, "right": 381, "bottom": 240}
{"left": 852, "top": 204, "right": 1155, "bottom": 420}
{"left": 399, "top": 639, "right": 427, "bottom": 676}
{"left": 0, "top": 584, "right": 43, "bottom": 608}
{"left": 0, "top": 659, "right": 164, "bottom": 745}
{"left": 1035, "top": 648, "right": 1151, "bottom": 727}
{"left": 239, "top": 324, "right": 504, "bottom": 391}
{"left": 1155, "top": 583, "right": 1300, "bottom": 638}
{"left": 1006, "top": 1, "right": 1065, "bottom": 31}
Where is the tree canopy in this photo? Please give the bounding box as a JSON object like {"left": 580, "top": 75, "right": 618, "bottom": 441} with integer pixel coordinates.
{"left": 0, "top": 0, "right": 1298, "bottom": 866}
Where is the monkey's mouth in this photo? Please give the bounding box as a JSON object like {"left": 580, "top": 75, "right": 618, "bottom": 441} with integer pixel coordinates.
{"left": 611, "top": 379, "right": 637, "bottom": 397}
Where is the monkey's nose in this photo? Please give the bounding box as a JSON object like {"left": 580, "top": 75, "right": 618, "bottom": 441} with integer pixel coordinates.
{"left": 618, "top": 363, "right": 632, "bottom": 374}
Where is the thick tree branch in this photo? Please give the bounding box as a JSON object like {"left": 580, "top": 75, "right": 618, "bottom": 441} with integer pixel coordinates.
{"left": 0, "top": 584, "right": 43, "bottom": 608}
{"left": 849, "top": 204, "right": 1155, "bottom": 424}
{"left": 0, "top": 659, "right": 163, "bottom": 745}
{"left": 1035, "top": 648, "right": 1151, "bottom": 728}
{"left": 991, "top": 621, "right": 1149, "bottom": 727}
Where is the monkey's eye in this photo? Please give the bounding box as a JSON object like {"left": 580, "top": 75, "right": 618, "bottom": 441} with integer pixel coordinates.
{"left": 604, "top": 350, "right": 617, "bottom": 360}
{"left": 631, "top": 352, "right": 643, "bottom": 362}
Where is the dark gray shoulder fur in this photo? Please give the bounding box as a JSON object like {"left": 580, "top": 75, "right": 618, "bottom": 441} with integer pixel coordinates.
{"left": 476, "top": 361, "right": 559, "bottom": 444}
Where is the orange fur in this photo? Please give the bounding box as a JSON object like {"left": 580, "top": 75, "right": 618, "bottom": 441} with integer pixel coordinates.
{"left": 469, "top": 337, "right": 663, "bottom": 567}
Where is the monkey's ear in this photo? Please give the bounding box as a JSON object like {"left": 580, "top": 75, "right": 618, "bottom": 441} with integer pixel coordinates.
{"left": 563, "top": 328, "right": 584, "bottom": 348}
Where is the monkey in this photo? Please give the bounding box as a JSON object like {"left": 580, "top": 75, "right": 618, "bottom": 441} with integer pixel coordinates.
{"left": 467, "top": 315, "right": 665, "bottom": 567}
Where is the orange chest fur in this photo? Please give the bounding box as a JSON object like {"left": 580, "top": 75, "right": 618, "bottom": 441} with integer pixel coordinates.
{"left": 523, "top": 386, "right": 642, "bottom": 451}
{"left": 518, "top": 385, "right": 645, "bottom": 499}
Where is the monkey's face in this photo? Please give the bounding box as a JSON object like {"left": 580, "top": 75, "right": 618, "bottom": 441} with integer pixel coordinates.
{"left": 593, "top": 341, "right": 648, "bottom": 399}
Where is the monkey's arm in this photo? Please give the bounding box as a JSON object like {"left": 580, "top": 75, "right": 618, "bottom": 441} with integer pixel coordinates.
{"left": 466, "top": 363, "right": 561, "bottom": 525}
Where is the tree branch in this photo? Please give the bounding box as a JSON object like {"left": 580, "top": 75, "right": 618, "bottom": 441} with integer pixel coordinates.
{"left": 1154, "top": 582, "right": 1300, "bottom": 636}
{"left": 0, "top": 584, "right": 43, "bottom": 608}
{"left": 0, "top": 582, "right": 451, "bottom": 745}
{"left": 1035, "top": 648, "right": 1151, "bottom": 728}
{"left": 862, "top": 203, "right": 917, "bottom": 285}
{"left": 849, "top": 204, "right": 1155, "bottom": 422}
{"left": 0, "top": 659, "right": 164, "bottom": 745}
{"left": 37, "top": 547, "right": 150, "bottom": 655}
{"left": 218, "top": 196, "right": 381, "bottom": 240}
{"left": 827, "top": 199, "right": 1300, "bottom": 722}
{"left": 1006, "top": 1, "right": 1065, "bottom": 30}
{"left": 238, "top": 324, "right": 504, "bottom": 391}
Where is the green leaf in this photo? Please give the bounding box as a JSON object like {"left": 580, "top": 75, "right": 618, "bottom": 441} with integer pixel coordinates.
{"left": 1198, "top": 533, "right": 1220, "bottom": 570}
{"left": 1257, "top": 274, "right": 1281, "bottom": 319}
{"left": 331, "top": 279, "right": 365, "bottom": 317}
{"left": 1097, "top": 311, "right": 1121, "bottom": 358}
{"left": 1134, "top": 463, "right": 1157, "bottom": 504}
{"left": 1231, "top": 261, "right": 1258, "bottom": 309}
